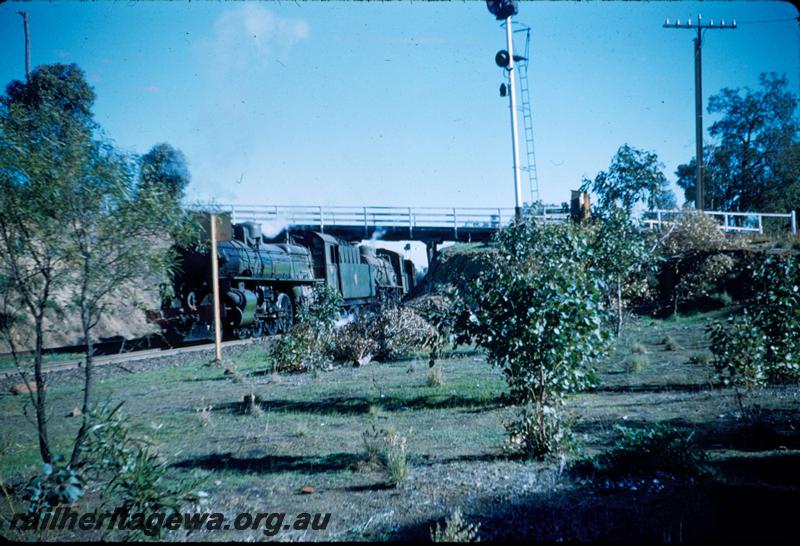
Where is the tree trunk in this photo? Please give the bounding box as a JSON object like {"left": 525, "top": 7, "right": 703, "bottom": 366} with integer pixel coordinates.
{"left": 616, "top": 275, "right": 623, "bottom": 336}
{"left": 70, "top": 301, "right": 93, "bottom": 467}
{"left": 33, "top": 311, "right": 52, "bottom": 464}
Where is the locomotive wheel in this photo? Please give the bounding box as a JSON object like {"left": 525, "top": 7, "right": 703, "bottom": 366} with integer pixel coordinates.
{"left": 276, "top": 293, "right": 294, "bottom": 334}
{"left": 251, "top": 321, "right": 265, "bottom": 338}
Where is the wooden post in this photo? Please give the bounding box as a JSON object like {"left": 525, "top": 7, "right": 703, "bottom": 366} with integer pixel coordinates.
{"left": 210, "top": 214, "right": 223, "bottom": 365}
{"left": 18, "top": 12, "right": 30, "bottom": 82}
{"left": 791, "top": 210, "right": 797, "bottom": 235}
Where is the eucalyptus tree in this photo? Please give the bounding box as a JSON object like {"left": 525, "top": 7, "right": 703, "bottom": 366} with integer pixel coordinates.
{"left": 581, "top": 144, "right": 676, "bottom": 212}
{"left": 1, "top": 63, "right": 193, "bottom": 466}
{"left": 0, "top": 64, "right": 96, "bottom": 463}
{"left": 676, "top": 73, "right": 799, "bottom": 213}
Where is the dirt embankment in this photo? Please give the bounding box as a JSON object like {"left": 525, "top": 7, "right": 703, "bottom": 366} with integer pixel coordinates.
{"left": 409, "top": 243, "right": 496, "bottom": 299}
{"left": 1, "top": 287, "right": 160, "bottom": 352}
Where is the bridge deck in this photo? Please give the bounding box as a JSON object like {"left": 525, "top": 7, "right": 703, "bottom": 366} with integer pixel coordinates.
{"left": 218, "top": 205, "right": 569, "bottom": 242}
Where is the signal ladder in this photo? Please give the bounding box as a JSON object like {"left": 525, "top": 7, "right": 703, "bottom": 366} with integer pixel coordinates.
{"left": 515, "top": 25, "right": 540, "bottom": 208}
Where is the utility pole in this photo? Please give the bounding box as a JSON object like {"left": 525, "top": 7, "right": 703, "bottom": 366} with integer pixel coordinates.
{"left": 18, "top": 11, "right": 30, "bottom": 82}
{"left": 664, "top": 15, "right": 736, "bottom": 211}
{"left": 505, "top": 17, "right": 523, "bottom": 221}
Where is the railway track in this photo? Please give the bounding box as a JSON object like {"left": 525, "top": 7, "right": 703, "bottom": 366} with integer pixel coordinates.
{"left": 0, "top": 338, "right": 263, "bottom": 381}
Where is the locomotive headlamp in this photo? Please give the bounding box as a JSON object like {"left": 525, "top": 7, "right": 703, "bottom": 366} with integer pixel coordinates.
{"left": 486, "top": 0, "right": 518, "bottom": 20}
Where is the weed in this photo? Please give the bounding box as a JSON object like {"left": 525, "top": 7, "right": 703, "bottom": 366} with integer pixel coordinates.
{"left": 195, "top": 399, "right": 213, "bottom": 428}
{"left": 624, "top": 354, "right": 648, "bottom": 373}
{"left": 362, "top": 425, "right": 409, "bottom": 486}
{"left": 662, "top": 335, "right": 681, "bottom": 351}
{"left": 689, "top": 351, "right": 712, "bottom": 366}
{"left": 630, "top": 342, "right": 648, "bottom": 355}
{"left": 243, "top": 393, "right": 263, "bottom": 417}
{"left": 427, "top": 366, "right": 445, "bottom": 387}
{"left": 430, "top": 506, "right": 481, "bottom": 542}
{"left": 293, "top": 422, "right": 309, "bottom": 437}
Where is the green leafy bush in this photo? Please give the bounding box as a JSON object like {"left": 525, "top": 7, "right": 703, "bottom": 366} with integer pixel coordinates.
{"left": 269, "top": 284, "right": 342, "bottom": 372}
{"left": 586, "top": 424, "right": 707, "bottom": 477}
{"left": 707, "top": 255, "right": 800, "bottom": 386}
{"left": 22, "top": 456, "right": 84, "bottom": 514}
{"left": 79, "top": 401, "right": 198, "bottom": 535}
{"left": 269, "top": 321, "right": 331, "bottom": 372}
{"left": 462, "top": 220, "right": 611, "bottom": 458}
{"left": 750, "top": 255, "right": 800, "bottom": 382}
{"left": 708, "top": 312, "right": 768, "bottom": 387}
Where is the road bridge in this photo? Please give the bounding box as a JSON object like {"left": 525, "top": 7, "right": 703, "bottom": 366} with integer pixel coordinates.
{"left": 217, "top": 204, "right": 570, "bottom": 244}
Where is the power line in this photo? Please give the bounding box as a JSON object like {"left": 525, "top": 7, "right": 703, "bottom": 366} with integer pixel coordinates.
{"left": 736, "top": 16, "right": 800, "bottom": 25}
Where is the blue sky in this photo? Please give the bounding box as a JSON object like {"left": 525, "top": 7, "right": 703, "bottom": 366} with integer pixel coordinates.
{"left": 1, "top": 0, "right": 798, "bottom": 212}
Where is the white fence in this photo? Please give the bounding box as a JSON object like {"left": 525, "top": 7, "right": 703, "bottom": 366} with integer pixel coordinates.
{"left": 642, "top": 209, "right": 797, "bottom": 235}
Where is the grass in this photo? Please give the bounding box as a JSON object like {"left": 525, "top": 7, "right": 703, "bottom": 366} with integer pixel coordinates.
{"left": 1, "top": 308, "right": 798, "bottom": 541}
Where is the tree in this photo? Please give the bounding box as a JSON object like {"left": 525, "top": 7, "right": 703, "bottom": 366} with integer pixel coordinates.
{"left": 139, "top": 143, "right": 191, "bottom": 204}
{"left": 586, "top": 208, "right": 651, "bottom": 335}
{"left": 0, "top": 64, "right": 97, "bottom": 464}
{"left": 0, "top": 64, "right": 192, "bottom": 467}
{"left": 677, "top": 73, "right": 800, "bottom": 213}
{"left": 63, "top": 145, "right": 191, "bottom": 467}
{"left": 463, "top": 220, "right": 611, "bottom": 458}
{"left": 581, "top": 144, "right": 676, "bottom": 212}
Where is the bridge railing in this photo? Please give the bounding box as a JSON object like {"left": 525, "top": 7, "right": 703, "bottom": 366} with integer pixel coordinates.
{"left": 213, "top": 204, "right": 557, "bottom": 232}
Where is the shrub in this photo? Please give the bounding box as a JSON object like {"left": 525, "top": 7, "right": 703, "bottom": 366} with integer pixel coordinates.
{"left": 657, "top": 210, "right": 744, "bottom": 313}
{"left": 750, "top": 255, "right": 800, "bottom": 382}
{"left": 708, "top": 255, "right": 800, "bottom": 387}
{"left": 22, "top": 456, "right": 84, "bottom": 514}
{"left": 430, "top": 507, "right": 481, "bottom": 543}
{"left": 269, "top": 321, "right": 331, "bottom": 372}
{"left": 462, "top": 220, "right": 611, "bottom": 459}
{"left": 79, "top": 401, "right": 198, "bottom": 535}
{"left": 269, "top": 284, "right": 343, "bottom": 373}
{"left": 708, "top": 312, "right": 768, "bottom": 388}
{"left": 330, "top": 306, "right": 439, "bottom": 366}
{"left": 362, "top": 425, "right": 409, "bottom": 486}
{"left": 631, "top": 342, "right": 648, "bottom": 354}
{"left": 587, "top": 424, "right": 707, "bottom": 477}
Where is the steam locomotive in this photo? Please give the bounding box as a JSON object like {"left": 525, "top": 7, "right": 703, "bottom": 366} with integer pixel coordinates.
{"left": 152, "top": 215, "right": 417, "bottom": 344}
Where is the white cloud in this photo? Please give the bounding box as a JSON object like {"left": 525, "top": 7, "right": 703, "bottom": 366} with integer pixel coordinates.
{"left": 199, "top": 4, "right": 309, "bottom": 72}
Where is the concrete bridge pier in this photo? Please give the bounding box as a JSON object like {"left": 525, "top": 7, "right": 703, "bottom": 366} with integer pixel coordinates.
{"left": 426, "top": 240, "right": 440, "bottom": 268}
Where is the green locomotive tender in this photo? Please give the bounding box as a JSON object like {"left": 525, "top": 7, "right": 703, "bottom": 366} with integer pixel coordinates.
{"left": 154, "top": 217, "right": 417, "bottom": 344}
